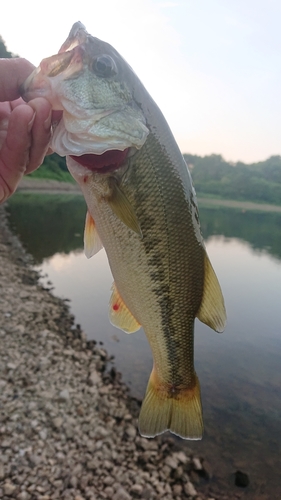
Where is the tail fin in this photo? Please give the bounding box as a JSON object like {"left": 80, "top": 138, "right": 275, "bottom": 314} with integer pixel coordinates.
{"left": 138, "top": 368, "right": 203, "bottom": 440}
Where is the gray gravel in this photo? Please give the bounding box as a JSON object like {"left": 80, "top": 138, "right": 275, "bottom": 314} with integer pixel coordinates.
{"left": 0, "top": 204, "right": 219, "bottom": 500}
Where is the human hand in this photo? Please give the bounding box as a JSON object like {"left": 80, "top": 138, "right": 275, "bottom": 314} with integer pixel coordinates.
{"left": 0, "top": 58, "right": 52, "bottom": 203}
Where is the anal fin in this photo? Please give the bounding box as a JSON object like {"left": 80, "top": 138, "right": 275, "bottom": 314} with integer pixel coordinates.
{"left": 197, "top": 251, "right": 226, "bottom": 333}
{"left": 84, "top": 210, "right": 103, "bottom": 259}
{"left": 109, "top": 282, "right": 141, "bottom": 333}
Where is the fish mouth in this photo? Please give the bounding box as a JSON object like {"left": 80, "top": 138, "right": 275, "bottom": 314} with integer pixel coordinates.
{"left": 20, "top": 47, "right": 85, "bottom": 104}
{"left": 20, "top": 22, "right": 88, "bottom": 103}
{"left": 70, "top": 148, "right": 129, "bottom": 173}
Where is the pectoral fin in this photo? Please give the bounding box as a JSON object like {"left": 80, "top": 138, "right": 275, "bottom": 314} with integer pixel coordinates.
{"left": 84, "top": 211, "right": 103, "bottom": 259}
{"left": 196, "top": 251, "right": 226, "bottom": 333}
{"left": 109, "top": 282, "right": 141, "bottom": 333}
{"left": 107, "top": 177, "right": 142, "bottom": 236}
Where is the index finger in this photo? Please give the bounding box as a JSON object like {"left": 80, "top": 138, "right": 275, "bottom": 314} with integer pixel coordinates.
{"left": 0, "top": 58, "right": 35, "bottom": 102}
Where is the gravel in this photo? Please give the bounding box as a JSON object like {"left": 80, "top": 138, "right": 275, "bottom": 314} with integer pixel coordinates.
{"left": 0, "top": 203, "right": 221, "bottom": 500}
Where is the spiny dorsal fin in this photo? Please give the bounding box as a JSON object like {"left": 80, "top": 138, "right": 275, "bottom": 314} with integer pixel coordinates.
{"left": 109, "top": 282, "right": 141, "bottom": 333}
{"left": 196, "top": 251, "right": 226, "bottom": 333}
{"left": 84, "top": 211, "right": 103, "bottom": 259}
{"left": 107, "top": 177, "right": 142, "bottom": 236}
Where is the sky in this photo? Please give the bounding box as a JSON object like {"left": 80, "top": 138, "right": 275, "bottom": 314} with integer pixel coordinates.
{"left": 1, "top": 0, "right": 281, "bottom": 163}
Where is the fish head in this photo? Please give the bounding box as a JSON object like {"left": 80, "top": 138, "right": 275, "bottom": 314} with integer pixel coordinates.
{"left": 21, "top": 22, "right": 149, "bottom": 159}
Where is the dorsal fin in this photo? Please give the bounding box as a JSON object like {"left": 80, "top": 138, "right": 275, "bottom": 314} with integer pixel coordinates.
{"left": 109, "top": 282, "right": 141, "bottom": 333}
{"left": 84, "top": 210, "right": 103, "bottom": 259}
{"left": 196, "top": 251, "right": 226, "bottom": 333}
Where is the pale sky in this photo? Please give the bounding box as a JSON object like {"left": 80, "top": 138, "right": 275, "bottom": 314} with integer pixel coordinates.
{"left": 1, "top": 0, "right": 281, "bottom": 163}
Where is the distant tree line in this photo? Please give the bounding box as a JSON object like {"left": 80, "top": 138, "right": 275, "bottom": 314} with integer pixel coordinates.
{"left": 184, "top": 153, "right": 281, "bottom": 205}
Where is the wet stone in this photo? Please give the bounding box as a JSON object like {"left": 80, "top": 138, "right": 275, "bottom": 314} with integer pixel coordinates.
{"left": 235, "top": 470, "right": 250, "bottom": 487}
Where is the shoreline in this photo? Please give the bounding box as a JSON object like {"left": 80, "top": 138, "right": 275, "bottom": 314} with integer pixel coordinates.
{"left": 0, "top": 204, "right": 222, "bottom": 500}
{"left": 18, "top": 177, "right": 281, "bottom": 213}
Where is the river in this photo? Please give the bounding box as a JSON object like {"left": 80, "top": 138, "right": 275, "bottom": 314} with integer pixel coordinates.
{"left": 6, "top": 192, "right": 281, "bottom": 499}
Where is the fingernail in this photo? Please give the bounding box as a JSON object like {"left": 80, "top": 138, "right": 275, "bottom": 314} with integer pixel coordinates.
{"left": 27, "top": 113, "right": 36, "bottom": 132}
{"left": 44, "top": 110, "right": 52, "bottom": 131}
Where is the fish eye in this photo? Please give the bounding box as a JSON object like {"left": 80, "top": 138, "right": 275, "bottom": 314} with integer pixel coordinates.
{"left": 93, "top": 55, "right": 117, "bottom": 78}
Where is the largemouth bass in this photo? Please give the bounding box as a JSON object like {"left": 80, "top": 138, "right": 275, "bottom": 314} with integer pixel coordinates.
{"left": 21, "top": 22, "right": 226, "bottom": 440}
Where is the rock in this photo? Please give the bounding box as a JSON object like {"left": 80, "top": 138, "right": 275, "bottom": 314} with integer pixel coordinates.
{"left": 235, "top": 470, "right": 250, "bottom": 487}
{"left": 172, "top": 484, "right": 183, "bottom": 495}
{"left": 39, "top": 429, "right": 48, "bottom": 440}
{"left": 130, "top": 484, "right": 143, "bottom": 495}
{"left": 87, "top": 459, "right": 99, "bottom": 470}
{"left": 104, "top": 486, "right": 114, "bottom": 497}
{"left": 17, "top": 492, "right": 31, "bottom": 500}
{"left": 104, "top": 476, "right": 114, "bottom": 486}
{"left": 58, "top": 389, "right": 70, "bottom": 401}
{"left": 165, "top": 455, "right": 179, "bottom": 469}
{"left": 193, "top": 457, "right": 202, "bottom": 470}
{"left": 173, "top": 465, "right": 184, "bottom": 479}
{"left": 4, "top": 482, "right": 17, "bottom": 496}
{"left": 113, "top": 487, "right": 132, "bottom": 500}
{"left": 184, "top": 481, "right": 197, "bottom": 497}
{"left": 52, "top": 417, "right": 64, "bottom": 429}
{"left": 174, "top": 451, "right": 189, "bottom": 464}
{"left": 125, "top": 424, "right": 137, "bottom": 440}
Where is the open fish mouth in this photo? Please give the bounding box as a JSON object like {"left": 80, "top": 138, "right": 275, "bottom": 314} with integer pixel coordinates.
{"left": 69, "top": 148, "right": 130, "bottom": 173}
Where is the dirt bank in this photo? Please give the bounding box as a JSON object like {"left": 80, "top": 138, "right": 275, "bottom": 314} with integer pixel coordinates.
{"left": 17, "top": 178, "right": 80, "bottom": 194}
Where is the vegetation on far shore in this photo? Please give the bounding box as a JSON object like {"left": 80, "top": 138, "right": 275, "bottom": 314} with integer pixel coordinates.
{"left": 29, "top": 154, "right": 74, "bottom": 183}
{"left": 31, "top": 153, "right": 281, "bottom": 208}
{"left": 184, "top": 153, "right": 281, "bottom": 206}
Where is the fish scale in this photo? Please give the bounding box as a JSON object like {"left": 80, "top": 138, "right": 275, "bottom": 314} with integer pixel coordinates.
{"left": 21, "top": 22, "right": 226, "bottom": 440}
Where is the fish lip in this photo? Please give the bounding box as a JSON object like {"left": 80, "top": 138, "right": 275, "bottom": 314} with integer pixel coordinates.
{"left": 19, "top": 67, "right": 49, "bottom": 102}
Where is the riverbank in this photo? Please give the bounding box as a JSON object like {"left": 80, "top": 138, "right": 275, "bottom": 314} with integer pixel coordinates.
{"left": 17, "top": 178, "right": 80, "bottom": 194}
{"left": 18, "top": 177, "right": 281, "bottom": 213}
{"left": 197, "top": 197, "right": 281, "bottom": 213}
{"left": 0, "top": 204, "right": 225, "bottom": 500}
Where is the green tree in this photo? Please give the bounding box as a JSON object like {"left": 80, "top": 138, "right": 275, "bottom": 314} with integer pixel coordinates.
{"left": 0, "top": 35, "right": 17, "bottom": 58}
{"left": 184, "top": 153, "right": 281, "bottom": 205}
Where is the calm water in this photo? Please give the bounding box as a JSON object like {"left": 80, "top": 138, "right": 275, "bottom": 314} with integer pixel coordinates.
{"left": 7, "top": 193, "right": 281, "bottom": 499}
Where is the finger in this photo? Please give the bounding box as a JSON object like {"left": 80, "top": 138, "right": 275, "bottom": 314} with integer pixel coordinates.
{"left": 0, "top": 104, "right": 34, "bottom": 203}
{"left": 0, "top": 59, "right": 35, "bottom": 102}
{"left": 25, "top": 97, "right": 52, "bottom": 174}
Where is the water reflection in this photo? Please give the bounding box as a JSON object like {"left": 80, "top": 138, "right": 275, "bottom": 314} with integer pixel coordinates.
{"left": 7, "top": 193, "right": 86, "bottom": 263}
{"left": 7, "top": 192, "right": 281, "bottom": 262}
{"left": 200, "top": 206, "right": 281, "bottom": 260}
{"left": 6, "top": 193, "right": 281, "bottom": 498}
